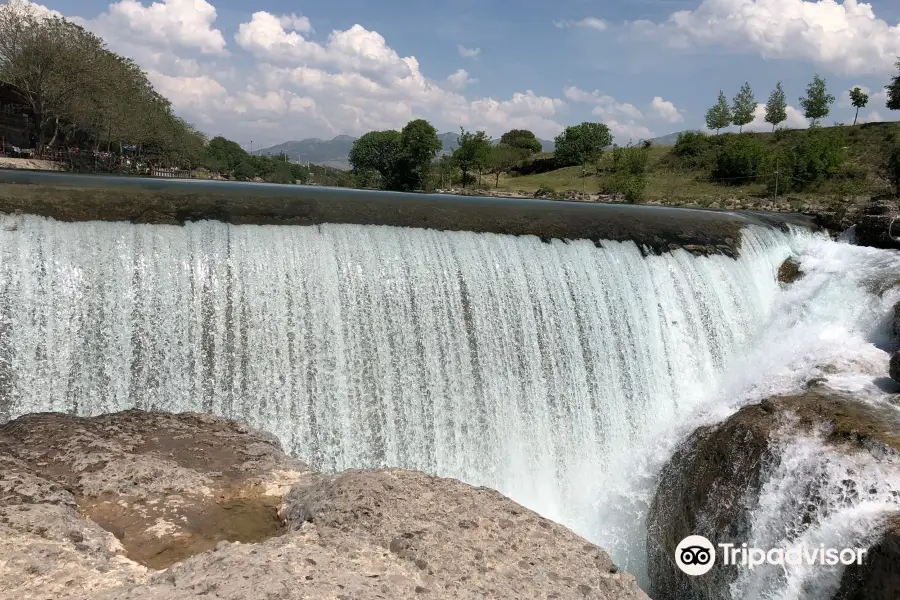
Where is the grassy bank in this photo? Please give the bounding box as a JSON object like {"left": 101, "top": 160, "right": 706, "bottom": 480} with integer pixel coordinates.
{"left": 488, "top": 122, "right": 899, "bottom": 211}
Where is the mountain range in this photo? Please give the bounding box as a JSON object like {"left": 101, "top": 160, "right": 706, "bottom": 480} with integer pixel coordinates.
{"left": 254, "top": 131, "right": 683, "bottom": 170}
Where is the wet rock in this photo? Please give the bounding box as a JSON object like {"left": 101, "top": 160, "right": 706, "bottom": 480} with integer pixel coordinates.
{"left": 647, "top": 391, "right": 900, "bottom": 600}
{"left": 777, "top": 257, "right": 803, "bottom": 284}
{"left": 1, "top": 410, "right": 649, "bottom": 600}
{"left": 855, "top": 196, "right": 900, "bottom": 250}
{"left": 834, "top": 514, "right": 900, "bottom": 600}
{"left": 890, "top": 352, "right": 900, "bottom": 384}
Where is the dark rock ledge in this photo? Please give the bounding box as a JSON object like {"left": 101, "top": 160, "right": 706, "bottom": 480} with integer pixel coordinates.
{"left": 0, "top": 409, "right": 648, "bottom": 600}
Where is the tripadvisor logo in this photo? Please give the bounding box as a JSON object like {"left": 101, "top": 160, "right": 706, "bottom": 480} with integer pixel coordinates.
{"left": 674, "top": 535, "right": 868, "bottom": 577}
{"left": 675, "top": 535, "right": 716, "bottom": 576}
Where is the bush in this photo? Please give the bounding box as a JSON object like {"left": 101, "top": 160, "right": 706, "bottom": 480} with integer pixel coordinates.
{"left": 609, "top": 145, "right": 650, "bottom": 202}
{"left": 765, "top": 128, "right": 845, "bottom": 193}
{"left": 888, "top": 144, "right": 900, "bottom": 191}
{"left": 264, "top": 162, "right": 295, "bottom": 184}
{"left": 232, "top": 161, "right": 256, "bottom": 181}
{"left": 710, "top": 134, "right": 768, "bottom": 184}
{"left": 671, "top": 131, "right": 712, "bottom": 170}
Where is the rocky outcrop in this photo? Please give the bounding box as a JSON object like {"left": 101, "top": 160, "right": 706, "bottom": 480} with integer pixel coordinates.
{"left": 0, "top": 410, "right": 648, "bottom": 600}
{"left": 647, "top": 391, "right": 900, "bottom": 600}
{"left": 855, "top": 196, "right": 900, "bottom": 250}
{"left": 835, "top": 514, "right": 900, "bottom": 600}
{"left": 777, "top": 257, "right": 803, "bottom": 284}
{"left": 891, "top": 352, "right": 900, "bottom": 384}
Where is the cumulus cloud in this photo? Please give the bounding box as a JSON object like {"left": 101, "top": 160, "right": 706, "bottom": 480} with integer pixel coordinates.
{"left": 607, "top": 120, "right": 655, "bottom": 141}
{"left": 553, "top": 17, "right": 609, "bottom": 31}
{"left": 457, "top": 45, "right": 481, "bottom": 59}
{"left": 650, "top": 97, "right": 684, "bottom": 123}
{"left": 563, "top": 86, "right": 644, "bottom": 120}
{"left": 446, "top": 69, "right": 477, "bottom": 90}
{"left": 84, "top": 0, "right": 228, "bottom": 55}
{"left": 742, "top": 103, "right": 809, "bottom": 131}
{"left": 633, "top": 0, "right": 900, "bottom": 76}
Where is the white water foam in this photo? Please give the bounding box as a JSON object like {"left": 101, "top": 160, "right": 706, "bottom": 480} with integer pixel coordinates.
{"left": 0, "top": 214, "right": 897, "bottom": 600}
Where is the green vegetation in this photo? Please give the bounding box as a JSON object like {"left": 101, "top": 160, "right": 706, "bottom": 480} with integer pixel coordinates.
{"left": 451, "top": 128, "right": 493, "bottom": 187}
{"left": 888, "top": 60, "right": 900, "bottom": 112}
{"left": 348, "top": 120, "right": 442, "bottom": 191}
{"left": 554, "top": 122, "right": 612, "bottom": 168}
{"left": 799, "top": 74, "right": 835, "bottom": 126}
{"left": 765, "top": 83, "right": 788, "bottom": 131}
{"left": 731, "top": 83, "right": 756, "bottom": 133}
{"left": 849, "top": 87, "right": 869, "bottom": 126}
{"left": 499, "top": 130, "right": 542, "bottom": 155}
{"left": 606, "top": 144, "right": 650, "bottom": 202}
{"left": 706, "top": 91, "right": 733, "bottom": 134}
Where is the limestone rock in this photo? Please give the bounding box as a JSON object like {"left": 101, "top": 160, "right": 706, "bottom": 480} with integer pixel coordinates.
{"left": 647, "top": 391, "right": 900, "bottom": 600}
{"left": 777, "top": 257, "right": 803, "bottom": 284}
{"left": 855, "top": 196, "right": 900, "bottom": 250}
{"left": 1, "top": 410, "right": 649, "bottom": 600}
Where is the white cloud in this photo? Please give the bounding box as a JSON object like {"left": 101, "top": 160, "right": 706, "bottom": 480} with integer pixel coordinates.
{"left": 84, "top": 0, "right": 228, "bottom": 55}
{"left": 446, "top": 69, "right": 477, "bottom": 90}
{"left": 634, "top": 0, "right": 900, "bottom": 76}
{"left": 457, "top": 45, "right": 481, "bottom": 59}
{"left": 650, "top": 97, "right": 684, "bottom": 123}
{"left": 743, "top": 103, "right": 809, "bottom": 131}
{"left": 863, "top": 110, "right": 883, "bottom": 123}
{"left": 563, "top": 86, "right": 644, "bottom": 120}
{"left": 607, "top": 120, "right": 655, "bottom": 141}
{"left": 278, "top": 13, "right": 312, "bottom": 33}
{"left": 554, "top": 17, "right": 609, "bottom": 31}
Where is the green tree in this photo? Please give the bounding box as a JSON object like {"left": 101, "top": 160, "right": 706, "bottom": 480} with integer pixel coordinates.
{"left": 348, "top": 130, "right": 402, "bottom": 189}
{"left": 711, "top": 134, "right": 768, "bottom": 184}
{"left": 849, "top": 87, "right": 869, "bottom": 126}
{"left": 452, "top": 128, "right": 492, "bottom": 188}
{"left": 499, "top": 129, "right": 542, "bottom": 155}
{"left": 205, "top": 136, "right": 250, "bottom": 173}
{"left": 487, "top": 143, "right": 526, "bottom": 187}
{"left": 232, "top": 160, "right": 255, "bottom": 181}
{"left": 887, "top": 58, "right": 900, "bottom": 112}
{"left": 764, "top": 82, "right": 788, "bottom": 132}
{"left": 799, "top": 74, "right": 835, "bottom": 126}
{"left": 706, "top": 91, "right": 733, "bottom": 134}
{"left": 399, "top": 118, "right": 442, "bottom": 189}
{"left": 731, "top": 82, "right": 756, "bottom": 133}
{"left": 553, "top": 122, "right": 612, "bottom": 169}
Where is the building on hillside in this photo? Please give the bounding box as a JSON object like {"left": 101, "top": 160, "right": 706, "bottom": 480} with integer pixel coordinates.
{"left": 0, "top": 81, "right": 33, "bottom": 152}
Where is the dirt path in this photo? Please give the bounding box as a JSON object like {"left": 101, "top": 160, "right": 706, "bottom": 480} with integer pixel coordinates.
{"left": 0, "top": 157, "right": 66, "bottom": 171}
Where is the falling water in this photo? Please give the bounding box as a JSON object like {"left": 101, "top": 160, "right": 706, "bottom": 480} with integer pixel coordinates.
{"left": 1, "top": 212, "right": 897, "bottom": 600}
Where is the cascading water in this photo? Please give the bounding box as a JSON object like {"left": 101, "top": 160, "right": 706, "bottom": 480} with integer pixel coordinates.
{"left": 0, "top": 212, "right": 897, "bottom": 600}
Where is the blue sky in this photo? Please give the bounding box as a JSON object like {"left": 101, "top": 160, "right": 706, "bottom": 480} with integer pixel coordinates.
{"left": 33, "top": 0, "right": 900, "bottom": 147}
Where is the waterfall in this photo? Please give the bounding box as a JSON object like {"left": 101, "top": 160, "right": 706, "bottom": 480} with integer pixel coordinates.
{"left": 2, "top": 211, "right": 896, "bottom": 600}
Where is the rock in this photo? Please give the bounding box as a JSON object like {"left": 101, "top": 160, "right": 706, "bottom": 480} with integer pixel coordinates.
{"left": 834, "top": 514, "right": 900, "bottom": 600}
{"left": 647, "top": 390, "right": 900, "bottom": 600}
{"left": 855, "top": 196, "right": 900, "bottom": 250}
{"left": 1, "top": 410, "right": 648, "bottom": 600}
{"left": 893, "top": 301, "right": 900, "bottom": 342}
{"left": 891, "top": 352, "right": 900, "bottom": 384}
{"left": 777, "top": 257, "right": 803, "bottom": 284}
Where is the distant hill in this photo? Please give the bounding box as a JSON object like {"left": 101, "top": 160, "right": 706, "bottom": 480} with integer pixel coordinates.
{"left": 649, "top": 131, "right": 695, "bottom": 147}
{"left": 255, "top": 132, "right": 556, "bottom": 170}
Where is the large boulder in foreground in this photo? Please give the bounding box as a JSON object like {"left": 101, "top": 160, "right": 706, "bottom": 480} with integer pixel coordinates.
{"left": 0, "top": 410, "right": 648, "bottom": 600}
{"left": 647, "top": 390, "right": 900, "bottom": 600}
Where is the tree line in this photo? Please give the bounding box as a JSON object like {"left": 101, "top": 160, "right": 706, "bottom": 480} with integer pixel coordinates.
{"left": 707, "top": 66, "right": 900, "bottom": 133}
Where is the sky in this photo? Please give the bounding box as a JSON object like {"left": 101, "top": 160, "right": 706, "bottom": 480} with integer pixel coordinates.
{"left": 24, "top": 0, "right": 900, "bottom": 149}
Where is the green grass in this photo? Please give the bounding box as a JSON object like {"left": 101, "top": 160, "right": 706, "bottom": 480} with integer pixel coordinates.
{"left": 487, "top": 122, "right": 900, "bottom": 207}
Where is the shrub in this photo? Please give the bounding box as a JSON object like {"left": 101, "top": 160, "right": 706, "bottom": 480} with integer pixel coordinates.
{"left": 232, "top": 161, "right": 256, "bottom": 181}
{"left": 609, "top": 145, "right": 650, "bottom": 202}
{"left": 671, "top": 131, "right": 712, "bottom": 169}
{"left": 764, "top": 128, "right": 846, "bottom": 194}
{"left": 264, "top": 162, "right": 295, "bottom": 184}
{"left": 710, "top": 134, "right": 768, "bottom": 184}
{"left": 888, "top": 144, "right": 900, "bottom": 191}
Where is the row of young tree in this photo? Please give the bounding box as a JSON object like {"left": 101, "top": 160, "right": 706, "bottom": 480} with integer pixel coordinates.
{"left": 707, "top": 64, "right": 900, "bottom": 134}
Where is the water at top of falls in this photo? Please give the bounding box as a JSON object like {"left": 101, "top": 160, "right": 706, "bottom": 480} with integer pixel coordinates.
{"left": 0, "top": 213, "right": 898, "bottom": 600}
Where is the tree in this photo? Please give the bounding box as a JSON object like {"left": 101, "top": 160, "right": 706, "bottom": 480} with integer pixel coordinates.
{"left": 705, "top": 91, "right": 732, "bottom": 134}
{"left": 608, "top": 144, "right": 650, "bottom": 203}
{"left": 848, "top": 87, "right": 869, "bottom": 126}
{"left": 499, "top": 129, "right": 542, "bottom": 155}
{"left": 731, "top": 82, "right": 756, "bottom": 133}
{"left": 553, "top": 122, "right": 612, "bottom": 169}
{"left": 399, "top": 118, "right": 442, "bottom": 189}
{"left": 348, "top": 130, "right": 402, "bottom": 189}
{"left": 799, "top": 74, "right": 835, "bottom": 126}
{"left": 452, "top": 128, "right": 492, "bottom": 187}
{"left": 764, "top": 82, "right": 788, "bottom": 132}
{"left": 887, "top": 58, "right": 900, "bottom": 112}
{"left": 488, "top": 143, "right": 526, "bottom": 187}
